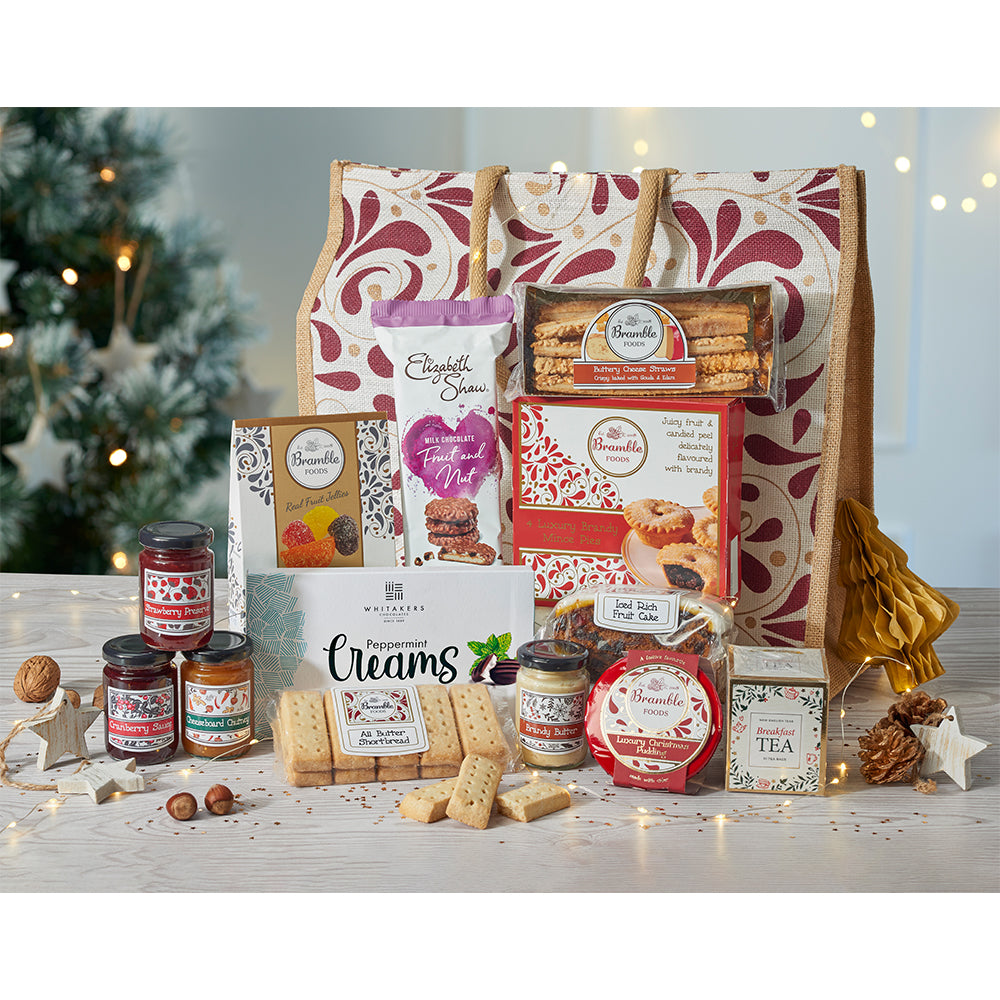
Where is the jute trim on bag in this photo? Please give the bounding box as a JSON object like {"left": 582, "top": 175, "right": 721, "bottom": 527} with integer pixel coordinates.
{"left": 296, "top": 159, "right": 347, "bottom": 415}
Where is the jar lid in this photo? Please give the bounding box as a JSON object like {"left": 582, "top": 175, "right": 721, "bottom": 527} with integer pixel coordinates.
{"left": 183, "top": 631, "right": 253, "bottom": 662}
{"left": 517, "top": 638, "right": 589, "bottom": 672}
{"left": 103, "top": 634, "right": 175, "bottom": 668}
{"left": 138, "top": 520, "right": 214, "bottom": 549}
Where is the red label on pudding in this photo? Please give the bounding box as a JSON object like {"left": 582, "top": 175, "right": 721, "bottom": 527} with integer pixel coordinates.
{"left": 586, "top": 651, "right": 722, "bottom": 792}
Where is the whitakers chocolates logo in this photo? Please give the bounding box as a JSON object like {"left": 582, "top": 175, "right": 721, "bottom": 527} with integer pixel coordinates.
{"left": 587, "top": 417, "right": 647, "bottom": 476}
{"left": 285, "top": 428, "right": 345, "bottom": 489}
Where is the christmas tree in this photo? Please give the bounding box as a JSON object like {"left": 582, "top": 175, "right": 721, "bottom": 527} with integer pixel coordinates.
{"left": 0, "top": 107, "right": 262, "bottom": 575}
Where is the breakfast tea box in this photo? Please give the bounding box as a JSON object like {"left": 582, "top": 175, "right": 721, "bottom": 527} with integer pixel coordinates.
{"left": 512, "top": 395, "right": 744, "bottom": 605}
{"left": 726, "top": 646, "right": 830, "bottom": 795}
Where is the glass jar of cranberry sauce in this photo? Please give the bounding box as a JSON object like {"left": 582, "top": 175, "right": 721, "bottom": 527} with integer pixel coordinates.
{"left": 102, "top": 635, "right": 179, "bottom": 764}
{"left": 138, "top": 520, "right": 214, "bottom": 652}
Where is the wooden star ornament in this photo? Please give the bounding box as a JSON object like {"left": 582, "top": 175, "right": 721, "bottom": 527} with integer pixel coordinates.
{"left": 57, "top": 758, "right": 144, "bottom": 803}
{"left": 25, "top": 687, "right": 102, "bottom": 770}
{"left": 912, "top": 704, "right": 991, "bottom": 791}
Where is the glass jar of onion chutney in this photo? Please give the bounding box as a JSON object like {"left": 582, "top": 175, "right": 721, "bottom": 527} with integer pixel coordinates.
{"left": 138, "top": 520, "right": 214, "bottom": 652}
{"left": 515, "top": 639, "right": 590, "bottom": 770}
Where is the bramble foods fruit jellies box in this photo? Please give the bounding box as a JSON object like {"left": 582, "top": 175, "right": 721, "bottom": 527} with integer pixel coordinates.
{"left": 512, "top": 396, "right": 745, "bottom": 605}
{"left": 726, "top": 646, "right": 829, "bottom": 795}
{"left": 227, "top": 413, "right": 396, "bottom": 628}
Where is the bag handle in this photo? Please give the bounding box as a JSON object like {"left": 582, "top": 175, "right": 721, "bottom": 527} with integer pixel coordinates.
{"left": 623, "top": 167, "right": 676, "bottom": 287}
{"left": 469, "top": 164, "right": 509, "bottom": 299}
{"left": 468, "top": 164, "right": 677, "bottom": 295}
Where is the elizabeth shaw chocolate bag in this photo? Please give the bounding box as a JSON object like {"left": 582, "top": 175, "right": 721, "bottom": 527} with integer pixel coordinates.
{"left": 295, "top": 162, "right": 874, "bottom": 695}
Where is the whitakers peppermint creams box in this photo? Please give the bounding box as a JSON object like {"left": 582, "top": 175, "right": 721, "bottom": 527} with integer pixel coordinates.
{"left": 239, "top": 566, "right": 535, "bottom": 736}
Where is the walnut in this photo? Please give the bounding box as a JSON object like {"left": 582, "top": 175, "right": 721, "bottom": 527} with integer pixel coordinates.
{"left": 13, "top": 655, "right": 61, "bottom": 703}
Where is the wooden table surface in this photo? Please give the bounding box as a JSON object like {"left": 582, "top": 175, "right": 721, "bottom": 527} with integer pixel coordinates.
{"left": 1, "top": 573, "right": 997, "bottom": 893}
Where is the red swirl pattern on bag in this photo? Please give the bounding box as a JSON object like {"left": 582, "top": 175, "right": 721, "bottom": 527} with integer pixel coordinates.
{"left": 306, "top": 165, "right": 845, "bottom": 651}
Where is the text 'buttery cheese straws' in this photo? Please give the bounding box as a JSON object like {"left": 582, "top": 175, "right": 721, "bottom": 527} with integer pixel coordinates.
{"left": 372, "top": 295, "right": 513, "bottom": 568}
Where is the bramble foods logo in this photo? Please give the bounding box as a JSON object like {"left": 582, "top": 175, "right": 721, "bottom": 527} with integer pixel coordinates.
{"left": 286, "top": 428, "right": 344, "bottom": 489}
{"left": 587, "top": 417, "right": 647, "bottom": 476}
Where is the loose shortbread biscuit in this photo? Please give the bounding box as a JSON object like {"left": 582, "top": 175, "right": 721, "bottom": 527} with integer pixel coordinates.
{"left": 496, "top": 781, "right": 572, "bottom": 823}
{"left": 417, "top": 686, "right": 462, "bottom": 770}
{"left": 278, "top": 690, "right": 332, "bottom": 782}
{"left": 445, "top": 754, "right": 503, "bottom": 829}
{"left": 450, "top": 685, "right": 510, "bottom": 764}
{"left": 399, "top": 777, "right": 459, "bottom": 823}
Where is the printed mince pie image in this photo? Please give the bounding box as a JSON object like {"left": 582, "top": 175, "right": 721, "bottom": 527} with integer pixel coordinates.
{"left": 621, "top": 487, "right": 720, "bottom": 595}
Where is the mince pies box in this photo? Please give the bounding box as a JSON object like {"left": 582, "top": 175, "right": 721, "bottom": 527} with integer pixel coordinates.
{"left": 726, "top": 646, "right": 829, "bottom": 795}
{"left": 227, "top": 413, "right": 396, "bottom": 627}
{"left": 512, "top": 396, "right": 745, "bottom": 605}
{"left": 239, "top": 566, "right": 535, "bottom": 736}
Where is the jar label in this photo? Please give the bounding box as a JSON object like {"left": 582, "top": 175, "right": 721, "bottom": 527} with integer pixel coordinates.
{"left": 184, "top": 681, "right": 252, "bottom": 747}
{"left": 142, "top": 568, "right": 213, "bottom": 637}
{"left": 518, "top": 686, "right": 587, "bottom": 755}
{"left": 107, "top": 684, "right": 175, "bottom": 751}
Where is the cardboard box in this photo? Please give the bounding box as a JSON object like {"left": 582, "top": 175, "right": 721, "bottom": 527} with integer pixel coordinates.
{"left": 241, "top": 566, "right": 536, "bottom": 737}
{"left": 726, "top": 646, "right": 830, "bottom": 795}
{"left": 512, "top": 396, "right": 744, "bottom": 604}
{"left": 227, "top": 413, "right": 396, "bottom": 628}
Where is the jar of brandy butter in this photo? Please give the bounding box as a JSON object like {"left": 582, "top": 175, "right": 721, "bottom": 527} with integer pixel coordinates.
{"left": 180, "top": 632, "right": 255, "bottom": 758}
{"left": 515, "top": 639, "right": 590, "bottom": 770}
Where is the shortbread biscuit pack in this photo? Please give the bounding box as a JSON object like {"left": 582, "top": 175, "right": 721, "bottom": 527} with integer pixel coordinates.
{"left": 509, "top": 282, "right": 785, "bottom": 409}
{"left": 268, "top": 682, "right": 523, "bottom": 788}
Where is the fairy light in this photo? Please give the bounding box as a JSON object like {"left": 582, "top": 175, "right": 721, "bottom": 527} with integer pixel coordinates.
{"left": 930, "top": 194, "right": 947, "bottom": 211}
{"left": 117, "top": 255, "right": 132, "bottom": 272}
{"left": 962, "top": 197, "right": 977, "bottom": 213}
{"left": 100, "top": 167, "right": 116, "bottom": 182}
{"left": 894, "top": 156, "right": 911, "bottom": 173}
{"left": 61, "top": 268, "right": 78, "bottom": 285}
{"left": 632, "top": 166, "right": 643, "bottom": 174}
{"left": 111, "top": 551, "right": 129, "bottom": 571}
{"left": 860, "top": 111, "right": 876, "bottom": 128}
{"left": 109, "top": 448, "right": 128, "bottom": 467}
{"left": 633, "top": 139, "right": 649, "bottom": 156}
{"left": 549, "top": 161, "right": 567, "bottom": 173}
{"left": 0, "top": 332, "right": 13, "bottom": 349}
{"left": 982, "top": 172, "right": 997, "bottom": 189}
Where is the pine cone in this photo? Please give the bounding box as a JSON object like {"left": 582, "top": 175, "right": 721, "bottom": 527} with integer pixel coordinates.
{"left": 883, "top": 690, "right": 948, "bottom": 734}
{"left": 858, "top": 720, "right": 926, "bottom": 784}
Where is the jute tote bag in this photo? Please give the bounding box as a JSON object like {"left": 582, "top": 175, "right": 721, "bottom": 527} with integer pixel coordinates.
{"left": 295, "top": 162, "right": 875, "bottom": 695}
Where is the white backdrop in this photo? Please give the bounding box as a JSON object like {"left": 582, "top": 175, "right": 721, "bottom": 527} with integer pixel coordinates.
{"left": 151, "top": 107, "right": 1000, "bottom": 588}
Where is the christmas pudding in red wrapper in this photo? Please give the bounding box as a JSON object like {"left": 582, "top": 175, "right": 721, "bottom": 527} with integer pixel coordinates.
{"left": 586, "top": 649, "right": 723, "bottom": 793}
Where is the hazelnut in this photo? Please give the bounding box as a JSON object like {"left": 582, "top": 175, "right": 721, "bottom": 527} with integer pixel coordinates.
{"left": 13, "top": 655, "right": 61, "bottom": 703}
{"left": 92, "top": 685, "right": 104, "bottom": 708}
{"left": 64, "top": 689, "right": 81, "bottom": 708}
{"left": 204, "top": 784, "right": 234, "bottom": 815}
{"left": 166, "top": 792, "right": 198, "bottom": 821}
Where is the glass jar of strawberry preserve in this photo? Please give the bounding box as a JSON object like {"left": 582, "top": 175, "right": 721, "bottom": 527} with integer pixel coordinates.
{"left": 102, "top": 635, "right": 179, "bottom": 764}
{"left": 138, "top": 520, "right": 214, "bottom": 652}
{"left": 180, "top": 632, "right": 255, "bottom": 758}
